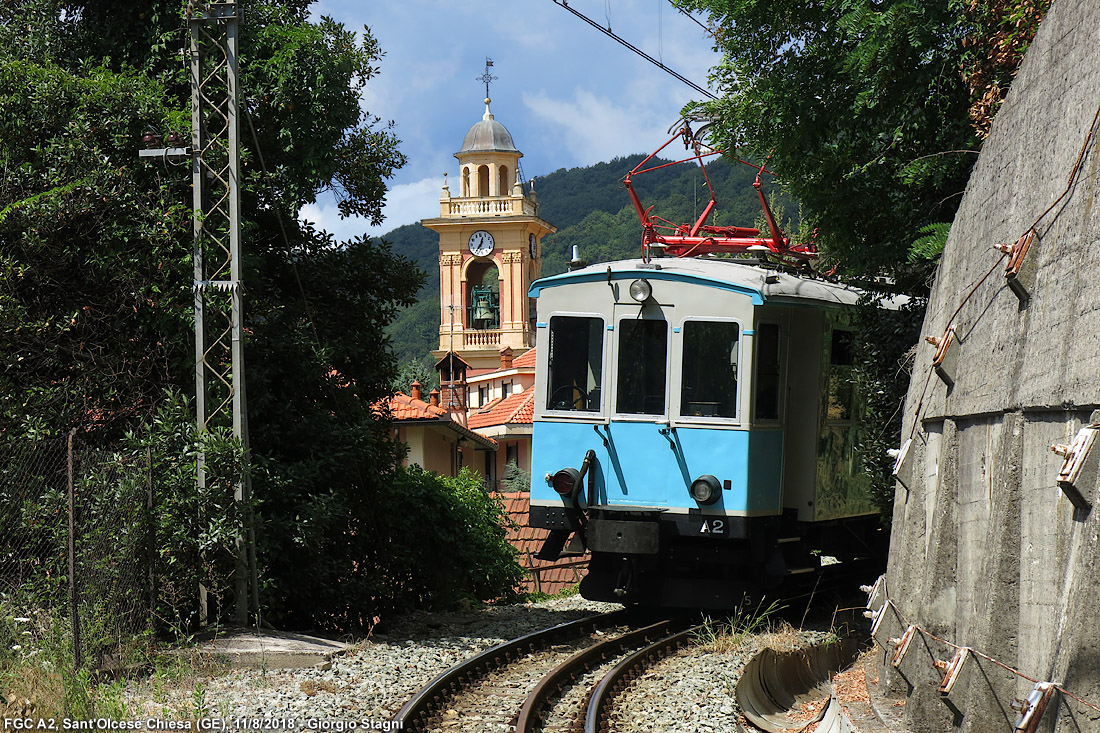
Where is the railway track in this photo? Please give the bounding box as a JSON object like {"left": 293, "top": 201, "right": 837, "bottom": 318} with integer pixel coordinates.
{"left": 581, "top": 624, "right": 698, "bottom": 733}
{"left": 393, "top": 565, "right": 877, "bottom": 732}
{"left": 392, "top": 609, "right": 700, "bottom": 733}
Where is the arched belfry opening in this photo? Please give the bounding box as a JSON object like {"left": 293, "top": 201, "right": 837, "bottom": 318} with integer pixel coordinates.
{"left": 498, "top": 165, "right": 509, "bottom": 196}
{"left": 477, "top": 165, "right": 490, "bottom": 197}
{"left": 466, "top": 260, "right": 500, "bottom": 330}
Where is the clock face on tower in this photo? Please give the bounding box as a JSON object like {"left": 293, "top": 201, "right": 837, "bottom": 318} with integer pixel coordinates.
{"left": 529, "top": 233, "right": 537, "bottom": 259}
{"left": 468, "top": 230, "right": 494, "bottom": 257}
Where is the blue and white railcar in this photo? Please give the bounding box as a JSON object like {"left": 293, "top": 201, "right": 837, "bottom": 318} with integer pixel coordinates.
{"left": 528, "top": 257, "right": 886, "bottom": 608}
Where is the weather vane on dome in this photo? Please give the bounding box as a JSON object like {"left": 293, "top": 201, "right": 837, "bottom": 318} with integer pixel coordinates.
{"left": 477, "top": 58, "right": 497, "bottom": 99}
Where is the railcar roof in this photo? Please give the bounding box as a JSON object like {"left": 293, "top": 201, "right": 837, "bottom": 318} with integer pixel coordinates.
{"left": 529, "top": 258, "right": 887, "bottom": 308}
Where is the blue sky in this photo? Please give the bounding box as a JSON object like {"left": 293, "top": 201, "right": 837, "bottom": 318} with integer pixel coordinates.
{"left": 300, "top": 0, "right": 720, "bottom": 239}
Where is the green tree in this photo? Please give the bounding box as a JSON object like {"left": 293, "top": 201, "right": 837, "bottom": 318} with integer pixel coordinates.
{"left": 391, "top": 358, "right": 440, "bottom": 394}
{"left": 295, "top": 466, "right": 522, "bottom": 621}
{"left": 961, "top": 0, "right": 1053, "bottom": 138}
{"left": 0, "top": 0, "right": 411, "bottom": 438}
{"left": 0, "top": 56, "right": 194, "bottom": 439}
{"left": 675, "top": 0, "right": 981, "bottom": 282}
{"left": 674, "top": 0, "right": 1048, "bottom": 521}
{"left": 1, "top": 0, "right": 519, "bottom": 629}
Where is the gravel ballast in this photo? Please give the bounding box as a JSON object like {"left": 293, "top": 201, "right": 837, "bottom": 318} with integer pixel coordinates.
{"left": 119, "top": 596, "right": 829, "bottom": 731}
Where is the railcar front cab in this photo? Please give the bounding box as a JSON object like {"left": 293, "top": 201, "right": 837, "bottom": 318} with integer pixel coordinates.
{"left": 528, "top": 259, "right": 879, "bottom": 609}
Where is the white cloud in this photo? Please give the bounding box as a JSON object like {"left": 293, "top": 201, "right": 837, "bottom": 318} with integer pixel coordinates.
{"left": 299, "top": 175, "right": 444, "bottom": 240}
{"left": 372, "top": 175, "right": 446, "bottom": 234}
{"left": 634, "top": 22, "right": 719, "bottom": 98}
{"left": 295, "top": 0, "right": 724, "bottom": 229}
{"left": 522, "top": 89, "right": 676, "bottom": 166}
{"left": 298, "top": 200, "right": 368, "bottom": 242}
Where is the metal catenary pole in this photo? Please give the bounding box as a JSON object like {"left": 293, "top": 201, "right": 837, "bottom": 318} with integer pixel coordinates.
{"left": 67, "top": 429, "right": 82, "bottom": 668}
{"left": 188, "top": 0, "right": 254, "bottom": 625}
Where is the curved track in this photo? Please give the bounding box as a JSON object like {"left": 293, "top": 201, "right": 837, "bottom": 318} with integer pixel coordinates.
{"left": 394, "top": 563, "right": 876, "bottom": 732}
{"left": 583, "top": 625, "right": 698, "bottom": 733}
{"left": 392, "top": 609, "right": 631, "bottom": 731}
{"left": 517, "top": 617, "right": 689, "bottom": 732}
{"left": 391, "top": 609, "right": 699, "bottom": 733}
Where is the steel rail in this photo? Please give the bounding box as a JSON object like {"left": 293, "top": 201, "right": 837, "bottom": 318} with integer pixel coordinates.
{"left": 393, "top": 608, "right": 630, "bottom": 731}
{"left": 585, "top": 625, "right": 700, "bottom": 733}
{"left": 515, "top": 617, "right": 681, "bottom": 732}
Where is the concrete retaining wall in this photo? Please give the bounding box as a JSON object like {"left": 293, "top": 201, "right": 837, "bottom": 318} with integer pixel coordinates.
{"left": 880, "top": 1, "right": 1100, "bottom": 730}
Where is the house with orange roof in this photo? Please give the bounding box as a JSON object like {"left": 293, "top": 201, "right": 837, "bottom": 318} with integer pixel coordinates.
{"left": 467, "top": 347, "right": 536, "bottom": 411}
{"left": 468, "top": 386, "right": 534, "bottom": 491}
{"left": 399, "top": 96, "right": 587, "bottom": 594}
{"left": 463, "top": 346, "right": 537, "bottom": 488}
{"left": 387, "top": 382, "right": 496, "bottom": 476}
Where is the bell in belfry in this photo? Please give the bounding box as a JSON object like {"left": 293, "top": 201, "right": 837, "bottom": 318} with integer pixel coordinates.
{"left": 472, "top": 290, "right": 495, "bottom": 329}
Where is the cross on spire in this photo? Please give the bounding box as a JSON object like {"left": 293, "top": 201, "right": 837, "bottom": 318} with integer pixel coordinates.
{"left": 476, "top": 58, "right": 497, "bottom": 98}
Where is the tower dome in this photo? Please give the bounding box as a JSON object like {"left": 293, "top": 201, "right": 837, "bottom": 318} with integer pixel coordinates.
{"left": 456, "top": 98, "right": 520, "bottom": 156}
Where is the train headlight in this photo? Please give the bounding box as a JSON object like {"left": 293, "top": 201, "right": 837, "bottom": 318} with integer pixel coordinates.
{"left": 552, "top": 467, "right": 582, "bottom": 497}
{"left": 690, "top": 474, "right": 722, "bottom": 505}
{"left": 628, "top": 278, "right": 652, "bottom": 302}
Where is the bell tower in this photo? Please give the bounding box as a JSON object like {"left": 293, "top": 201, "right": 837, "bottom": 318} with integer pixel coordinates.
{"left": 423, "top": 94, "right": 556, "bottom": 370}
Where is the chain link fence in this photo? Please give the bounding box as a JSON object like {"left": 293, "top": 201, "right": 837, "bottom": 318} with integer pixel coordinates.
{"left": 1, "top": 435, "right": 155, "bottom": 671}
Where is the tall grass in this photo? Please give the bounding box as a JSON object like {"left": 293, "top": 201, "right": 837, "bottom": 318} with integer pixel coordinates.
{"left": 0, "top": 608, "right": 133, "bottom": 720}
{"left": 691, "top": 598, "right": 787, "bottom": 652}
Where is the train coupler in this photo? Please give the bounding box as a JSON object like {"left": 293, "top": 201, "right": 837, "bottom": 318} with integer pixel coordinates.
{"left": 562, "top": 530, "right": 587, "bottom": 557}
{"left": 613, "top": 556, "right": 635, "bottom": 598}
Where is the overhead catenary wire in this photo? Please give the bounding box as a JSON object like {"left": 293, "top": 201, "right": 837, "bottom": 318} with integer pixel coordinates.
{"left": 657, "top": 0, "right": 662, "bottom": 63}
{"left": 666, "top": 0, "right": 716, "bottom": 39}
{"left": 551, "top": 0, "right": 716, "bottom": 100}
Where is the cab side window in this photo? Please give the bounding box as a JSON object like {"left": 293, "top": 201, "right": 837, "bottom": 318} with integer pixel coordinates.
{"left": 680, "top": 321, "right": 739, "bottom": 418}
{"left": 754, "top": 323, "right": 781, "bottom": 420}
{"left": 826, "top": 328, "right": 854, "bottom": 421}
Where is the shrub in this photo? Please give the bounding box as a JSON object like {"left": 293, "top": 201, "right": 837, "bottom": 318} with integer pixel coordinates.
{"left": 119, "top": 391, "right": 246, "bottom": 635}
{"left": 502, "top": 460, "right": 531, "bottom": 493}
{"left": 267, "top": 464, "right": 523, "bottom": 630}
{"left": 388, "top": 466, "right": 523, "bottom": 606}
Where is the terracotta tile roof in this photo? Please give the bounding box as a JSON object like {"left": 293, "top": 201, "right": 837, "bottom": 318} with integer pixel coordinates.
{"left": 467, "top": 348, "right": 537, "bottom": 381}
{"left": 434, "top": 352, "right": 472, "bottom": 370}
{"left": 512, "top": 392, "right": 534, "bottom": 424}
{"left": 512, "top": 347, "right": 537, "bottom": 368}
{"left": 477, "top": 395, "right": 505, "bottom": 413}
{"left": 468, "top": 387, "right": 535, "bottom": 429}
{"left": 500, "top": 491, "right": 588, "bottom": 596}
{"left": 385, "top": 392, "right": 498, "bottom": 450}
{"left": 387, "top": 391, "right": 448, "bottom": 420}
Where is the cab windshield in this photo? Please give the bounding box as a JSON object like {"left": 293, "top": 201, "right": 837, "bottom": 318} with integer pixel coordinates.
{"left": 546, "top": 316, "right": 603, "bottom": 412}
{"left": 616, "top": 319, "right": 667, "bottom": 415}
{"left": 680, "top": 320, "right": 739, "bottom": 418}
